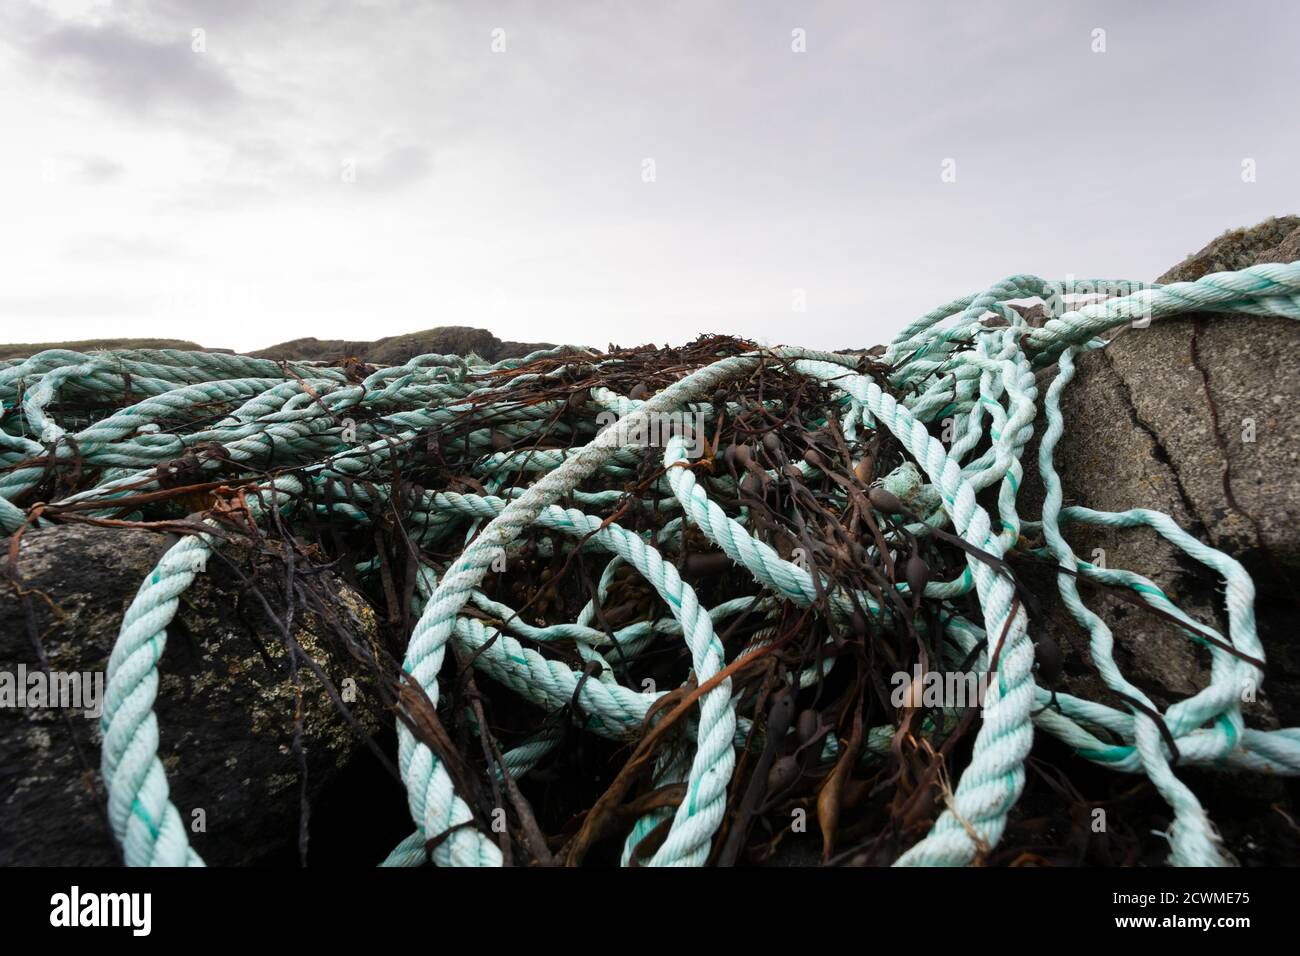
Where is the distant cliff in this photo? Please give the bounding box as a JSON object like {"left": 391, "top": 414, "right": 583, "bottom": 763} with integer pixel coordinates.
{"left": 0, "top": 327, "right": 553, "bottom": 365}
{"left": 0, "top": 337, "right": 214, "bottom": 361}
{"left": 247, "top": 326, "right": 554, "bottom": 364}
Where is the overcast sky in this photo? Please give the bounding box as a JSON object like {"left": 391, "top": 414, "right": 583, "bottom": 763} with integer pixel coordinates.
{"left": 1, "top": 1, "right": 1296, "bottom": 352}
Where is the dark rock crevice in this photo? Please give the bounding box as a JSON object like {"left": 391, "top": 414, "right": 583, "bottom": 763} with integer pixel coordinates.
{"left": 1098, "top": 340, "right": 1212, "bottom": 543}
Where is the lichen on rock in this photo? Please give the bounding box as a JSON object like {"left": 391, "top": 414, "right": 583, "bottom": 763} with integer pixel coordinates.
{"left": 0, "top": 523, "right": 384, "bottom": 866}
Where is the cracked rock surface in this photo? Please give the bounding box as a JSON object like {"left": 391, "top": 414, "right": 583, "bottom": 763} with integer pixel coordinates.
{"left": 1019, "top": 215, "right": 1300, "bottom": 732}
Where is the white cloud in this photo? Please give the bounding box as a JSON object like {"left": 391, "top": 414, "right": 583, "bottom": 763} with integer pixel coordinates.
{"left": 0, "top": 0, "right": 1296, "bottom": 352}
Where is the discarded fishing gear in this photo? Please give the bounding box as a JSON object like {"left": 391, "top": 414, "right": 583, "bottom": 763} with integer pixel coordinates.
{"left": 3, "top": 262, "right": 1298, "bottom": 866}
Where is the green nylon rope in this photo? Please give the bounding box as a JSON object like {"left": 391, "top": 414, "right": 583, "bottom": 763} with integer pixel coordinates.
{"left": 4, "top": 264, "right": 1298, "bottom": 866}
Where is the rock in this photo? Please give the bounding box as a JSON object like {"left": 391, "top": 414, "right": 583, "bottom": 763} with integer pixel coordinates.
{"left": 0, "top": 524, "right": 383, "bottom": 866}
{"left": 1156, "top": 216, "right": 1299, "bottom": 282}
{"left": 1272, "top": 227, "right": 1300, "bottom": 263}
{"left": 1, "top": 327, "right": 553, "bottom": 366}
{"left": 248, "top": 326, "right": 555, "bottom": 365}
{"left": 0, "top": 338, "right": 219, "bottom": 361}
{"left": 1017, "top": 216, "right": 1300, "bottom": 729}
{"left": 1131, "top": 216, "right": 1300, "bottom": 593}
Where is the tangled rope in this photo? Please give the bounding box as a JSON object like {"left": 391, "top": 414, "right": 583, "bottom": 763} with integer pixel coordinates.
{"left": 4, "top": 262, "right": 1299, "bottom": 867}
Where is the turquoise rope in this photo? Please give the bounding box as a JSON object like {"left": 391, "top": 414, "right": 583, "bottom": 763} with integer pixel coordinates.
{"left": 4, "top": 263, "right": 1296, "bottom": 866}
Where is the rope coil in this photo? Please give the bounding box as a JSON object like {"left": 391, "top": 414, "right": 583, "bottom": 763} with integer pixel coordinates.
{"left": 4, "top": 263, "right": 1297, "bottom": 866}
